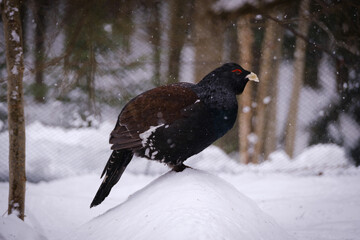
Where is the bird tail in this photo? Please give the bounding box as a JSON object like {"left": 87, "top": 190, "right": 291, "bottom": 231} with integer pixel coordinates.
{"left": 90, "top": 149, "right": 133, "bottom": 208}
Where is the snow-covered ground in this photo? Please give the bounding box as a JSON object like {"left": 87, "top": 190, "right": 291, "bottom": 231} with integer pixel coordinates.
{"left": 0, "top": 122, "right": 360, "bottom": 240}
{"left": 69, "top": 169, "right": 294, "bottom": 240}
{"left": 1, "top": 166, "right": 359, "bottom": 240}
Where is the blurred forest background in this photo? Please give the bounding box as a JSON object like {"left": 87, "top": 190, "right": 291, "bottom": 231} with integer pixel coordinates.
{"left": 1, "top": 0, "right": 359, "bottom": 166}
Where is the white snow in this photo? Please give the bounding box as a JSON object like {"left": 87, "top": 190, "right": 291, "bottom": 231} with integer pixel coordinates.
{"left": 11, "top": 65, "right": 18, "bottom": 75}
{"left": 15, "top": 48, "right": 22, "bottom": 62}
{"left": 339, "top": 114, "right": 360, "bottom": 148}
{"left": 263, "top": 96, "right": 271, "bottom": 104}
{"left": 0, "top": 214, "right": 47, "bottom": 240}
{"left": 213, "top": 0, "right": 254, "bottom": 13}
{"left": 5, "top": 6, "right": 18, "bottom": 20}
{"left": 242, "top": 106, "right": 251, "bottom": 113}
{"left": 11, "top": 30, "right": 20, "bottom": 43}
{"left": 10, "top": 90, "right": 18, "bottom": 99}
{"left": 103, "top": 24, "right": 112, "bottom": 33}
{"left": 213, "top": 0, "right": 275, "bottom": 13}
{"left": 69, "top": 169, "right": 293, "bottom": 240}
{"left": 0, "top": 164, "right": 359, "bottom": 240}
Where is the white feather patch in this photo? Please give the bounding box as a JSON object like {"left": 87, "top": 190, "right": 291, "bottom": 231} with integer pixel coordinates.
{"left": 139, "top": 124, "right": 164, "bottom": 147}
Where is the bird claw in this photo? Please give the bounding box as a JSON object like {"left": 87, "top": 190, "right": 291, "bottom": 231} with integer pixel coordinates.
{"left": 172, "top": 164, "right": 191, "bottom": 172}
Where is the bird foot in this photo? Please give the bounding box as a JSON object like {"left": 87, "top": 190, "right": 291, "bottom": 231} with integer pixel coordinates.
{"left": 172, "top": 164, "right": 191, "bottom": 172}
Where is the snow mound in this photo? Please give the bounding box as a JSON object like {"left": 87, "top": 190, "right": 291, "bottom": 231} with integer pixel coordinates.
{"left": 293, "top": 144, "right": 349, "bottom": 168}
{"left": 262, "top": 144, "right": 354, "bottom": 175}
{"left": 70, "top": 169, "right": 293, "bottom": 240}
{"left": 0, "top": 214, "right": 47, "bottom": 240}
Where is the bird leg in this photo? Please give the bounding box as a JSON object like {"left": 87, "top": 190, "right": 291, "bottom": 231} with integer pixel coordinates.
{"left": 172, "top": 163, "right": 190, "bottom": 172}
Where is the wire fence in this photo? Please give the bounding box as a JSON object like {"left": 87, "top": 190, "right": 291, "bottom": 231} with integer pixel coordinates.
{"left": 0, "top": 0, "right": 359, "bottom": 182}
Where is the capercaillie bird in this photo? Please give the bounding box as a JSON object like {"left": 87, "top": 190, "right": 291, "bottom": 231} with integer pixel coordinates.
{"left": 90, "top": 63, "right": 259, "bottom": 207}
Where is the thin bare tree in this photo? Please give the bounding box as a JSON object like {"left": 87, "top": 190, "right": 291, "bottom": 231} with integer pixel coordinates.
{"left": 146, "top": 0, "right": 162, "bottom": 86}
{"left": 167, "top": 0, "right": 191, "bottom": 84}
{"left": 32, "top": 0, "right": 48, "bottom": 103}
{"left": 237, "top": 15, "right": 255, "bottom": 164}
{"left": 1, "top": 0, "right": 26, "bottom": 220}
{"left": 284, "top": 0, "right": 311, "bottom": 158}
{"left": 253, "top": 13, "right": 283, "bottom": 163}
{"left": 193, "top": 0, "right": 224, "bottom": 83}
{"left": 263, "top": 23, "right": 283, "bottom": 160}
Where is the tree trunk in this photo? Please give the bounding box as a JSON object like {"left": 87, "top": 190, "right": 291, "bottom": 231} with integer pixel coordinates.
{"left": 214, "top": 22, "right": 240, "bottom": 154}
{"left": 193, "top": 0, "right": 224, "bottom": 83}
{"left": 284, "top": 0, "right": 310, "bottom": 158}
{"left": 335, "top": 57, "right": 349, "bottom": 93}
{"left": 86, "top": 27, "right": 97, "bottom": 125}
{"left": 237, "top": 15, "right": 254, "bottom": 164}
{"left": 147, "top": 1, "right": 162, "bottom": 86}
{"left": 2, "top": 0, "right": 26, "bottom": 220}
{"left": 252, "top": 16, "right": 280, "bottom": 163}
{"left": 33, "top": 0, "right": 47, "bottom": 103}
{"left": 167, "top": 0, "right": 190, "bottom": 84}
{"left": 227, "top": 23, "right": 239, "bottom": 63}
{"left": 263, "top": 24, "right": 283, "bottom": 160}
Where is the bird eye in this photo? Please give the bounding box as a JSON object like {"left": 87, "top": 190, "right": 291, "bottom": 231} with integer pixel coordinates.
{"left": 232, "top": 69, "right": 242, "bottom": 75}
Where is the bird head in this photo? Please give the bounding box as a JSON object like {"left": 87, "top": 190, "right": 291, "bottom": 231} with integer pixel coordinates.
{"left": 197, "top": 63, "right": 259, "bottom": 95}
{"left": 220, "top": 63, "right": 259, "bottom": 94}
{"left": 198, "top": 63, "right": 259, "bottom": 95}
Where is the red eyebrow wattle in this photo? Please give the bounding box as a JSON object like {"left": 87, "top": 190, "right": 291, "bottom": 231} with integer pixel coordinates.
{"left": 232, "top": 69, "right": 242, "bottom": 73}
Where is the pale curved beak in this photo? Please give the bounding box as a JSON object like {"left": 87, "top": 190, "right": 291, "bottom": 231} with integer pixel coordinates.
{"left": 246, "top": 72, "right": 259, "bottom": 82}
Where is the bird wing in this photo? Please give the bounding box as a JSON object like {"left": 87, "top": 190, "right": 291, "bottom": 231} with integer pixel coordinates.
{"left": 110, "top": 83, "right": 199, "bottom": 150}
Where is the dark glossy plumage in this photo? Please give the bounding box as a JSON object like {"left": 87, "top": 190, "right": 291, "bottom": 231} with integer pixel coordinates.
{"left": 90, "top": 63, "right": 259, "bottom": 207}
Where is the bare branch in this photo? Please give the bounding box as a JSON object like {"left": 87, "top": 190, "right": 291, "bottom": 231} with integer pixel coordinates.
{"left": 0, "top": 10, "right": 86, "bottom": 84}
{"left": 311, "top": 17, "right": 360, "bottom": 56}
{"left": 212, "top": 0, "right": 359, "bottom": 68}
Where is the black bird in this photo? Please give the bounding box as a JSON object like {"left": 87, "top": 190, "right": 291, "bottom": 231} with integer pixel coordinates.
{"left": 90, "top": 63, "right": 259, "bottom": 207}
